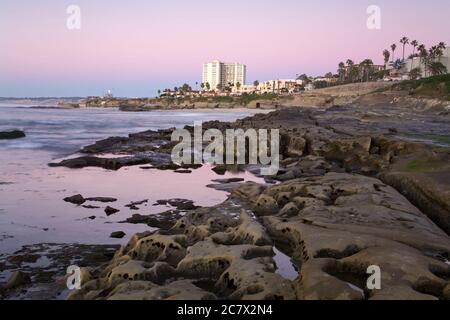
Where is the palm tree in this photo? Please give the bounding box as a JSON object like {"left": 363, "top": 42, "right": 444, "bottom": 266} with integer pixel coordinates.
{"left": 427, "top": 61, "right": 447, "bottom": 76}
{"left": 157, "top": 90, "right": 161, "bottom": 96}
{"left": 338, "top": 62, "right": 345, "bottom": 82}
{"left": 409, "top": 40, "right": 419, "bottom": 72}
{"left": 346, "top": 59, "right": 355, "bottom": 82}
{"left": 382, "top": 50, "right": 390, "bottom": 68}
{"left": 437, "top": 42, "right": 447, "bottom": 62}
{"left": 200, "top": 83, "right": 205, "bottom": 91}
{"left": 410, "top": 40, "right": 419, "bottom": 56}
{"left": 409, "top": 67, "right": 422, "bottom": 80}
{"left": 400, "top": 37, "right": 409, "bottom": 61}
{"left": 360, "top": 59, "right": 374, "bottom": 82}
{"left": 205, "top": 82, "right": 210, "bottom": 91}
{"left": 236, "top": 82, "right": 241, "bottom": 91}
{"left": 391, "top": 44, "right": 397, "bottom": 61}
{"left": 417, "top": 45, "right": 428, "bottom": 77}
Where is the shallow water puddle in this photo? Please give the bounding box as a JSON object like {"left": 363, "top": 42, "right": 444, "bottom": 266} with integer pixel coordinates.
{"left": 347, "top": 282, "right": 365, "bottom": 299}
{"left": 273, "top": 247, "right": 298, "bottom": 281}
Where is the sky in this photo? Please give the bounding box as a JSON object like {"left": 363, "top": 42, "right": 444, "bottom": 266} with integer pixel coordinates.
{"left": 1, "top": 0, "right": 449, "bottom": 97}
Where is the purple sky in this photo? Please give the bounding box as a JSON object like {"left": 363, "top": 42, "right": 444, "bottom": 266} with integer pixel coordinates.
{"left": 1, "top": 0, "right": 449, "bottom": 97}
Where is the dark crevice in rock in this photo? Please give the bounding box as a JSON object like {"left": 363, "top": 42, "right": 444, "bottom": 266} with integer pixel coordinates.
{"left": 314, "top": 245, "right": 363, "bottom": 259}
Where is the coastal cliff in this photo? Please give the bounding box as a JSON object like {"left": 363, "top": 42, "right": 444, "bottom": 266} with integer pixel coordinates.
{"left": 70, "top": 78, "right": 450, "bottom": 115}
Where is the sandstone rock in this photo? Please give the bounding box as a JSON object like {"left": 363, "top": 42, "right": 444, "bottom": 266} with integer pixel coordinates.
{"left": 126, "top": 234, "right": 186, "bottom": 267}
{"left": 106, "top": 260, "right": 176, "bottom": 287}
{"left": 108, "top": 280, "right": 216, "bottom": 300}
{"left": 259, "top": 173, "right": 450, "bottom": 300}
{"left": 5, "top": 271, "right": 31, "bottom": 290}
{"left": 211, "top": 210, "right": 272, "bottom": 246}
{"left": 285, "top": 135, "right": 306, "bottom": 157}
{"left": 279, "top": 202, "right": 299, "bottom": 217}
{"left": 177, "top": 239, "right": 296, "bottom": 300}
{"left": 253, "top": 195, "right": 279, "bottom": 216}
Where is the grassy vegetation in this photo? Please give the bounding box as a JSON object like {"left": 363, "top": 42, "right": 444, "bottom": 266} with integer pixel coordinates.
{"left": 379, "top": 74, "right": 450, "bottom": 101}
{"left": 405, "top": 156, "right": 450, "bottom": 173}
{"left": 158, "top": 92, "right": 283, "bottom": 106}
{"left": 422, "top": 135, "right": 450, "bottom": 146}
{"left": 236, "top": 92, "right": 279, "bottom": 105}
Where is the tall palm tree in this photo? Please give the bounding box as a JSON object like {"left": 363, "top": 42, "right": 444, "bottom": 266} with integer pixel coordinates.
{"left": 437, "top": 42, "right": 447, "bottom": 62}
{"left": 410, "top": 40, "right": 419, "bottom": 56}
{"left": 383, "top": 50, "right": 390, "bottom": 67}
{"left": 391, "top": 44, "right": 397, "bottom": 62}
{"left": 417, "top": 45, "right": 428, "bottom": 77}
{"left": 360, "top": 59, "right": 374, "bottom": 82}
{"left": 400, "top": 37, "right": 409, "bottom": 61}
{"left": 427, "top": 61, "right": 447, "bottom": 76}
{"left": 338, "top": 62, "right": 345, "bottom": 81}
{"left": 409, "top": 40, "right": 419, "bottom": 72}
{"left": 346, "top": 59, "right": 355, "bottom": 82}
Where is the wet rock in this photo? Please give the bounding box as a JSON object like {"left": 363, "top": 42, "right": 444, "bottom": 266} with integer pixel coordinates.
{"left": 82, "top": 205, "right": 100, "bottom": 209}
{"left": 105, "top": 206, "right": 120, "bottom": 216}
{"left": 81, "top": 136, "right": 128, "bottom": 154}
{"left": 1, "top": 243, "right": 119, "bottom": 300}
{"left": 154, "top": 199, "right": 199, "bottom": 211}
{"left": 212, "top": 165, "right": 227, "bottom": 175}
{"left": 63, "top": 194, "right": 85, "bottom": 205}
{"left": 212, "top": 178, "right": 245, "bottom": 184}
{"left": 86, "top": 197, "right": 117, "bottom": 203}
{"left": 0, "top": 130, "right": 26, "bottom": 140}
{"left": 5, "top": 271, "right": 31, "bottom": 290}
{"left": 174, "top": 169, "right": 192, "bottom": 174}
{"left": 7, "top": 254, "right": 40, "bottom": 264}
{"left": 123, "top": 210, "right": 182, "bottom": 230}
{"left": 49, "top": 152, "right": 172, "bottom": 170}
{"left": 125, "top": 199, "right": 148, "bottom": 210}
{"left": 110, "top": 231, "right": 126, "bottom": 239}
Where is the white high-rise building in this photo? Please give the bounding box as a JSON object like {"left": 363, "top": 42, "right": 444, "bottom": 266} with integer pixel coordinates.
{"left": 202, "top": 60, "right": 246, "bottom": 91}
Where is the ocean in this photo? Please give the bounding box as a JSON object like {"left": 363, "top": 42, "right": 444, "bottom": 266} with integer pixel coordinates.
{"left": 0, "top": 106, "right": 266, "bottom": 255}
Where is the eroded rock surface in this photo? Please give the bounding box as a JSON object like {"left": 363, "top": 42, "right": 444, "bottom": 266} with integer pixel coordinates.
{"left": 57, "top": 106, "right": 449, "bottom": 300}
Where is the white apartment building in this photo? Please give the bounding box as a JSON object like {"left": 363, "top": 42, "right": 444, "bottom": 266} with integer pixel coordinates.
{"left": 257, "top": 79, "right": 304, "bottom": 94}
{"left": 202, "top": 60, "right": 246, "bottom": 91}
{"left": 232, "top": 79, "right": 305, "bottom": 94}
{"left": 400, "top": 47, "right": 450, "bottom": 78}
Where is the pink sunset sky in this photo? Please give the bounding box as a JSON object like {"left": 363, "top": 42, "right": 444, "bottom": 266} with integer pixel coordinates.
{"left": 1, "top": 0, "right": 449, "bottom": 97}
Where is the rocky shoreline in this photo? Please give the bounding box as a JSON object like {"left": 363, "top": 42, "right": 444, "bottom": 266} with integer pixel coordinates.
{"left": 1, "top": 101, "right": 450, "bottom": 300}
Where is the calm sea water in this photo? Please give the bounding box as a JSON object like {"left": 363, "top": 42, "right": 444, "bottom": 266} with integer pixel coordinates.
{"left": 0, "top": 106, "right": 267, "bottom": 255}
